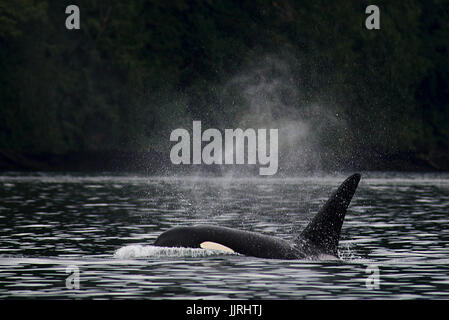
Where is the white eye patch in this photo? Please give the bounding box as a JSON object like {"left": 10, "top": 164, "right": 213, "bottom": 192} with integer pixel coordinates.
{"left": 200, "top": 241, "right": 235, "bottom": 253}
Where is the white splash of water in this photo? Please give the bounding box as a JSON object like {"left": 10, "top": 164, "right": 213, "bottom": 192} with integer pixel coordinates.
{"left": 338, "top": 241, "right": 364, "bottom": 262}
{"left": 113, "top": 245, "right": 237, "bottom": 259}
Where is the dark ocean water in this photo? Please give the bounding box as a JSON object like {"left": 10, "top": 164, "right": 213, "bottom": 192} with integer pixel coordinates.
{"left": 0, "top": 172, "right": 448, "bottom": 299}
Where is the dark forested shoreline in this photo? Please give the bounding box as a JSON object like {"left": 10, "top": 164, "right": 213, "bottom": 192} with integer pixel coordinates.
{"left": 0, "top": 149, "right": 441, "bottom": 173}
{"left": 1, "top": 1, "right": 448, "bottom": 172}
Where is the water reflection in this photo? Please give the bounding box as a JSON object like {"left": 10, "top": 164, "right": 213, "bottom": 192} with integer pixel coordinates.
{"left": 0, "top": 172, "right": 448, "bottom": 298}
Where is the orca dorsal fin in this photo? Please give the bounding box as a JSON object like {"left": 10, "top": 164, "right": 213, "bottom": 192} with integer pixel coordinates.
{"left": 299, "top": 173, "right": 361, "bottom": 256}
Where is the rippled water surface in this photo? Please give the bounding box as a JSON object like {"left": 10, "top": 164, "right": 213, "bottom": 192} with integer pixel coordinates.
{"left": 1, "top": 172, "right": 448, "bottom": 299}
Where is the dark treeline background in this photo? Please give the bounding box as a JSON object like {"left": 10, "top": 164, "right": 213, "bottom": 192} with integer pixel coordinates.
{"left": 0, "top": 0, "right": 448, "bottom": 172}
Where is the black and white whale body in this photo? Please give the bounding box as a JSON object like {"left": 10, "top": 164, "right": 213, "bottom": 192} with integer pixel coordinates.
{"left": 154, "top": 173, "right": 361, "bottom": 259}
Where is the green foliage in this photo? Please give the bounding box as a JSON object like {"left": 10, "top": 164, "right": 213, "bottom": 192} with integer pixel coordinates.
{"left": 0, "top": 0, "right": 447, "bottom": 168}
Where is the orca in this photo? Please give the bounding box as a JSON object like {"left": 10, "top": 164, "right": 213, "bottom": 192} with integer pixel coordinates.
{"left": 153, "top": 173, "right": 361, "bottom": 259}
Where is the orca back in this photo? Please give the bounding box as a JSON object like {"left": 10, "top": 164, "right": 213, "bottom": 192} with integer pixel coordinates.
{"left": 153, "top": 173, "right": 361, "bottom": 259}
{"left": 154, "top": 225, "right": 299, "bottom": 259}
